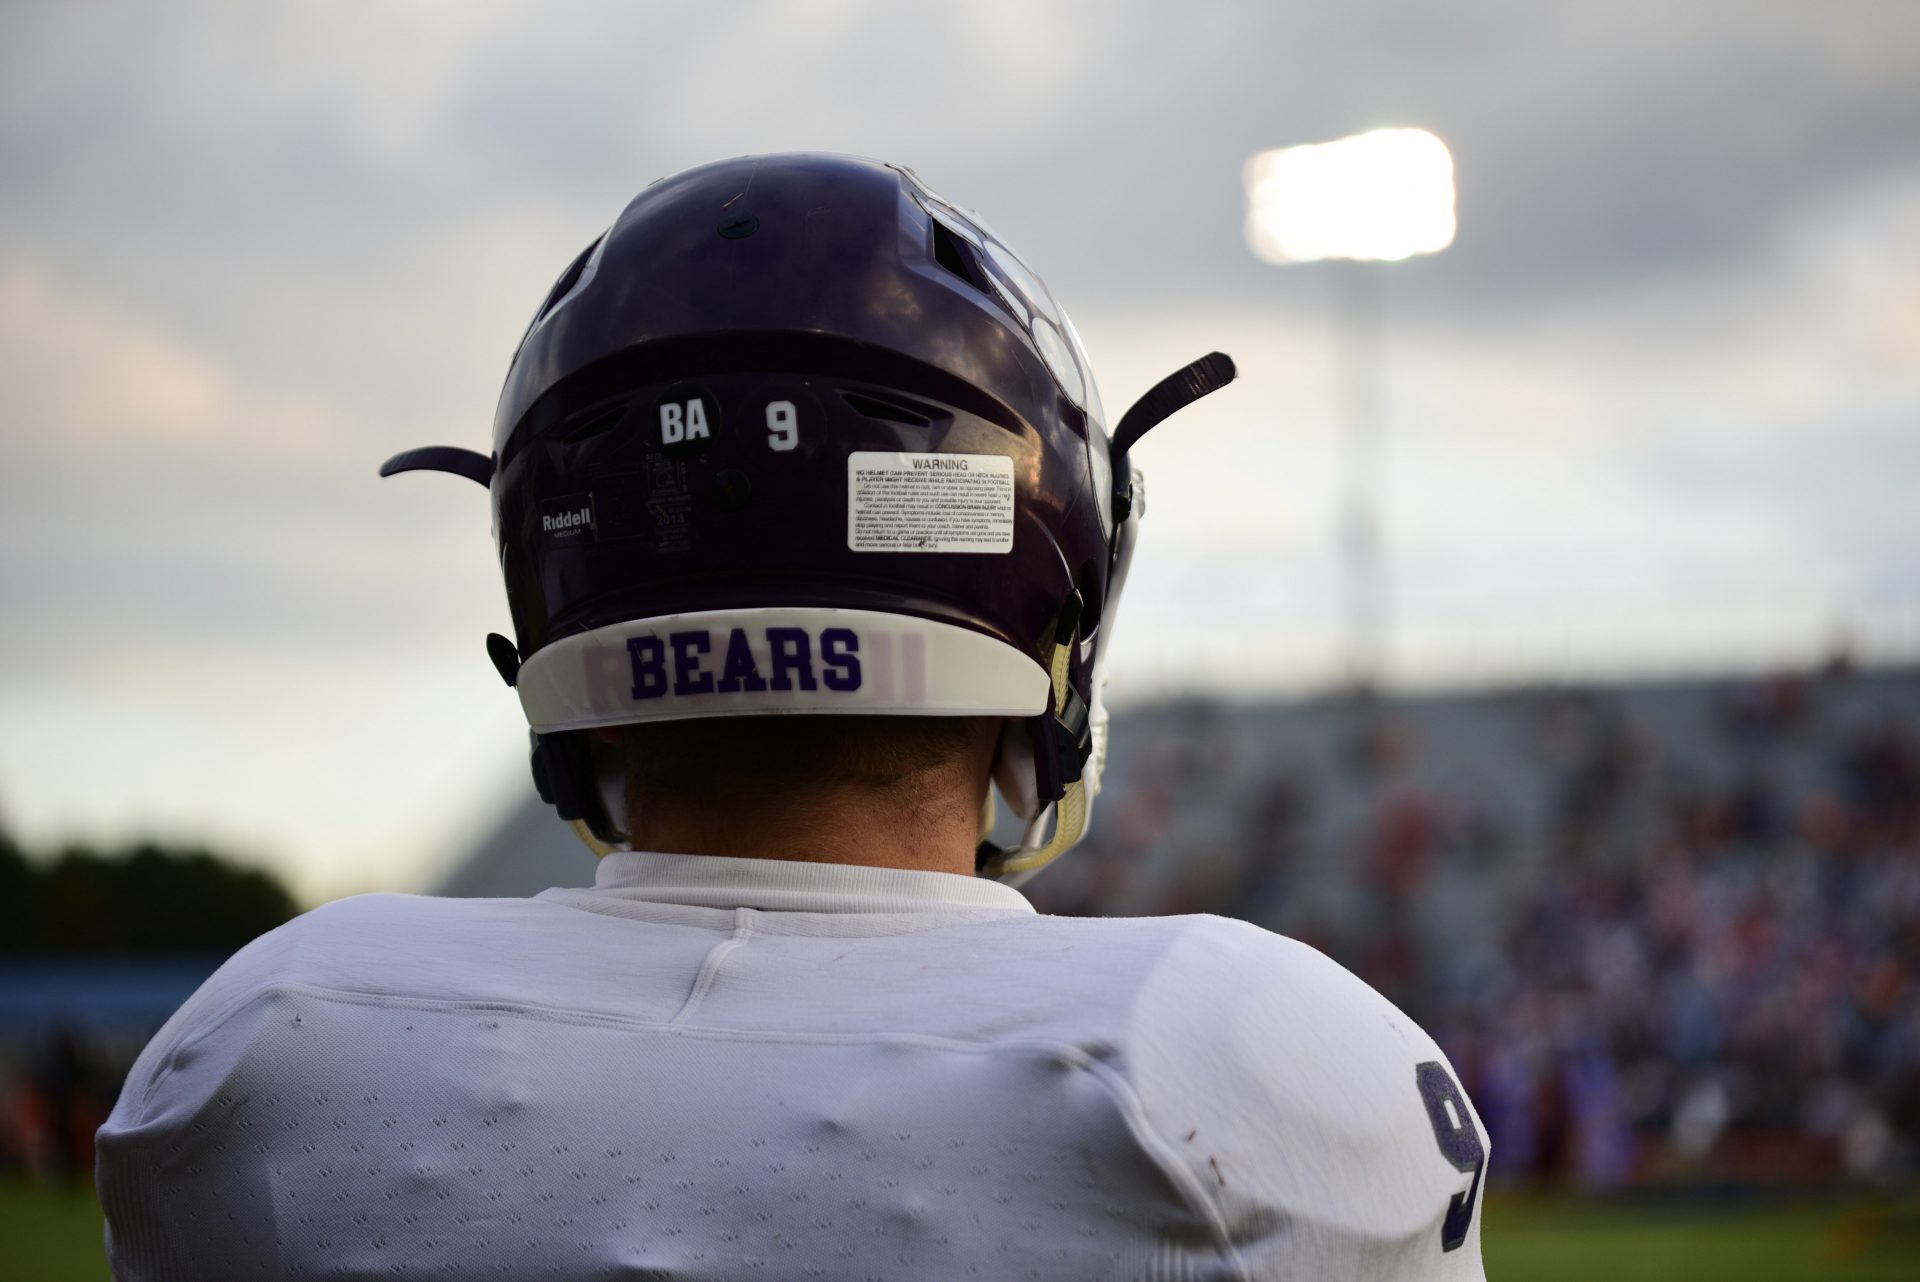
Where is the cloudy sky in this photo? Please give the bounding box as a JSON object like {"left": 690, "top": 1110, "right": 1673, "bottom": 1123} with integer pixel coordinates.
{"left": 3, "top": 1, "right": 1917, "bottom": 900}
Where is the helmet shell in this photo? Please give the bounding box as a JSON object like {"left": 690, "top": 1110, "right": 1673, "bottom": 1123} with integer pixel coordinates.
{"left": 491, "top": 154, "right": 1113, "bottom": 688}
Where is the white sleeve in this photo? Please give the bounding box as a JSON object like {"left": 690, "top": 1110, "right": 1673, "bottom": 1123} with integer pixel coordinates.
{"left": 1126, "top": 917, "right": 1489, "bottom": 1281}
{"left": 95, "top": 903, "right": 354, "bottom": 1279}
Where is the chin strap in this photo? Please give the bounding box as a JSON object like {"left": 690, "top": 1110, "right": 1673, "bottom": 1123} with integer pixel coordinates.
{"left": 980, "top": 630, "right": 1091, "bottom": 883}
{"left": 984, "top": 354, "right": 1236, "bottom": 883}
{"left": 568, "top": 817, "right": 621, "bottom": 860}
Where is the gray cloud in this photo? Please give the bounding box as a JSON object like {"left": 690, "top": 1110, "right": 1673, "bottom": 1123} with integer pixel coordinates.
{"left": 9, "top": 3, "right": 1919, "bottom": 321}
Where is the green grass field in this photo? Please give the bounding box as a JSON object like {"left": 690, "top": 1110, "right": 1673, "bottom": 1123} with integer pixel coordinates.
{"left": 1, "top": 1180, "right": 111, "bottom": 1282}
{"left": 1485, "top": 1195, "right": 1920, "bottom": 1281}
{"left": 6, "top": 1181, "right": 1915, "bottom": 1280}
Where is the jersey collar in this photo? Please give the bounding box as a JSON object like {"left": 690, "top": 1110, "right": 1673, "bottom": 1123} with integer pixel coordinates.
{"left": 582, "top": 850, "right": 1035, "bottom": 915}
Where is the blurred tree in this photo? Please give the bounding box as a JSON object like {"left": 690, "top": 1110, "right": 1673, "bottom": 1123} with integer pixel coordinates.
{"left": 0, "top": 830, "right": 33, "bottom": 948}
{"left": 0, "top": 837, "right": 299, "bottom": 954}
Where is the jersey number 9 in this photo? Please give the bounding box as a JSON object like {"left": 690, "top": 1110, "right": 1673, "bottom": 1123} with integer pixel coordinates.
{"left": 1415, "top": 1061, "right": 1484, "bottom": 1252}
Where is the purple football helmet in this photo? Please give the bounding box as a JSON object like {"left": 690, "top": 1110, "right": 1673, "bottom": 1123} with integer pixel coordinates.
{"left": 383, "top": 154, "right": 1233, "bottom": 881}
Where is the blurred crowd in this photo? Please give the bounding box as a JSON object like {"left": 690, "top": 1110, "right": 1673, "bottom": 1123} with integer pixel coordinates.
{"left": 1, "top": 1022, "right": 113, "bottom": 1183}
{"left": 1029, "top": 664, "right": 1920, "bottom": 1190}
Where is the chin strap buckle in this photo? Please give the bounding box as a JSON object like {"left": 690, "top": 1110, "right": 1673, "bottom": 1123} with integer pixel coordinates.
{"left": 1044, "top": 591, "right": 1093, "bottom": 788}
{"left": 1054, "top": 682, "right": 1091, "bottom": 786}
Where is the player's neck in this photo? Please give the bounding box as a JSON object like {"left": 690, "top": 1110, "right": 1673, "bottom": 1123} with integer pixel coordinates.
{"left": 628, "top": 783, "right": 985, "bottom": 877}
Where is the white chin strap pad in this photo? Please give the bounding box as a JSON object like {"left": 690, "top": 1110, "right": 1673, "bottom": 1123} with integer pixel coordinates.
{"left": 517, "top": 607, "right": 1051, "bottom": 731}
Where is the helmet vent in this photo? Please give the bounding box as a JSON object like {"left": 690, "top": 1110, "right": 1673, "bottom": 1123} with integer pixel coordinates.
{"left": 533, "top": 234, "right": 603, "bottom": 327}
{"left": 931, "top": 219, "right": 983, "bottom": 290}
{"left": 841, "top": 391, "right": 933, "bottom": 428}
{"left": 563, "top": 402, "right": 628, "bottom": 444}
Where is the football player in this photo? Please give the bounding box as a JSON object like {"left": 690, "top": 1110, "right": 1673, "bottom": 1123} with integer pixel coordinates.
{"left": 97, "top": 154, "right": 1488, "bottom": 1279}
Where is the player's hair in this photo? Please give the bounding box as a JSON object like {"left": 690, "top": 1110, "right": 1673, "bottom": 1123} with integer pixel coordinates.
{"left": 618, "top": 716, "right": 993, "bottom": 838}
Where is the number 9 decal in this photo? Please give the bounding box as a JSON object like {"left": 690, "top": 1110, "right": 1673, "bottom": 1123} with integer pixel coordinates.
{"left": 1415, "top": 1061, "right": 1484, "bottom": 1252}
{"left": 766, "top": 400, "right": 798, "bottom": 451}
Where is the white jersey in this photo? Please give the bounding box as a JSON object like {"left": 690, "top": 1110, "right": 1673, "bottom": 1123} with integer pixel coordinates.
{"left": 97, "top": 852, "right": 1488, "bottom": 1280}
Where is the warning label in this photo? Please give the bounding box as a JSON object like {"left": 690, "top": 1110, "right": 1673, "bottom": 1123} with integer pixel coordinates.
{"left": 847, "top": 451, "right": 1015, "bottom": 553}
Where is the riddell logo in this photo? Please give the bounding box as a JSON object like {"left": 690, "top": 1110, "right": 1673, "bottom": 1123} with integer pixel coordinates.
{"left": 542, "top": 507, "right": 591, "bottom": 533}
{"left": 540, "top": 497, "right": 595, "bottom": 542}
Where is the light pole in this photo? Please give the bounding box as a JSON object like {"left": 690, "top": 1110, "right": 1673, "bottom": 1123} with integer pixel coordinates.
{"left": 1243, "top": 128, "right": 1456, "bottom": 690}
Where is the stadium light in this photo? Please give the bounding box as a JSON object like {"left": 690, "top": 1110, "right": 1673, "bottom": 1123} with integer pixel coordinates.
{"left": 1243, "top": 128, "right": 1456, "bottom": 265}
{"left": 1243, "top": 128, "right": 1456, "bottom": 690}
